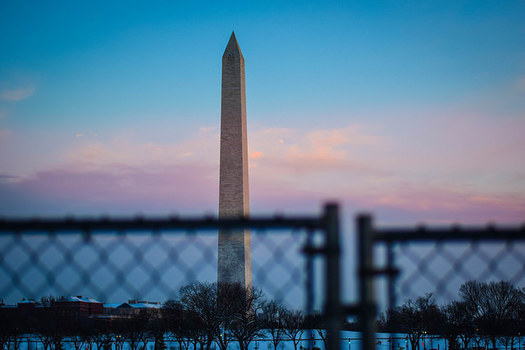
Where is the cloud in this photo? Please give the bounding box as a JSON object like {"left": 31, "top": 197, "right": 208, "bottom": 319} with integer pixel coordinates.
{"left": 65, "top": 127, "right": 219, "bottom": 170}
{"left": 2, "top": 118, "right": 524, "bottom": 223}
{"left": 249, "top": 124, "right": 384, "bottom": 176}
{"left": 246, "top": 118, "right": 525, "bottom": 223}
{"left": 0, "top": 164, "right": 218, "bottom": 216}
{"left": 0, "top": 86, "right": 35, "bottom": 101}
{"left": 251, "top": 177, "right": 525, "bottom": 224}
{"left": 0, "top": 126, "right": 221, "bottom": 215}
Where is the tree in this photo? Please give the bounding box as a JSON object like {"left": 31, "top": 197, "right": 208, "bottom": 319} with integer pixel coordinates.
{"left": 218, "top": 282, "right": 264, "bottom": 350}
{"left": 0, "top": 307, "right": 27, "bottom": 350}
{"left": 442, "top": 301, "right": 473, "bottom": 350}
{"left": 121, "top": 309, "right": 150, "bottom": 350}
{"left": 303, "top": 312, "right": 327, "bottom": 350}
{"left": 395, "top": 294, "right": 442, "bottom": 350}
{"left": 91, "top": 319, "right": 113, "bottom": 350}
{"left": 396, "top": 299, "right": 422, "bottom": 350}
{"left": 163, "top": 300, "right": 191, "bottom": 350}
{"left": 459, "top": 281, "right": 524, "bottom": 350}
{"left": 180, "top": 281, "right": 220, "bottom": 350}
{"left": 148, "top": 317, "right": 167, "bottom": 350}
{"left": 69, "top": 322, "right": 87, "bottom": 350}
{"left": 32, "top": 306, "right": 71, "bottom": 350}
{"left": 112, "top": 322, "right": 127, "bottom": 350}
{"left": 282, "top": 310, "right": 305, "bottom": 350}
{"left": 260, "top": 300, "right": 287, "bottom": 350}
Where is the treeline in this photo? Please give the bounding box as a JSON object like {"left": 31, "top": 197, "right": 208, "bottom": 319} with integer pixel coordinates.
{"left": 0, "top": 282, "right": 318, "bottom": 350}
{"left": 164, "top": 282, "right": 315, "bottom": 350}
{"left": 379, "top": 281, "right": 525, "bottom": 350}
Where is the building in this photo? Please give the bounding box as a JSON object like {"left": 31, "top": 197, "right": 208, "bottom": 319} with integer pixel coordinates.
{"left": 51, "top": 295, "right": 104, "bottom": 318}
{"left": 103, "top": 299, "right": 162, "bottom": 317}
{"left": 218, "top": 32, "right": 252, "bottom": 290}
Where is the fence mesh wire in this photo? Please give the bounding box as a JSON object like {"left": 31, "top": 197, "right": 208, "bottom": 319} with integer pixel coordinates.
{"left": 371, "top": 225, "right": 525, "bottom": 308}
{"left": 393, "top": 240, "right": 525, "bottom": 303}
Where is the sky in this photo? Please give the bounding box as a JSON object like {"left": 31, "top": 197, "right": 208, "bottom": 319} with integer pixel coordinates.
{"left": 1, "top": 0, "right": 525, "bottom": 225}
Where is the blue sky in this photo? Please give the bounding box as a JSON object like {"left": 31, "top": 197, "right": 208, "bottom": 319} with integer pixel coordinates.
{"left": 1, "top": 0, "right": 524, "bottom": 223}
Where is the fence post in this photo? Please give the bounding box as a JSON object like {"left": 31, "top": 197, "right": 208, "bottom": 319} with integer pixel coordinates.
{"left": 325, "top": 203, "right": 341, "bottom": 350}
{"left": 357, "top": 214, "right": 375, "bottom": 350}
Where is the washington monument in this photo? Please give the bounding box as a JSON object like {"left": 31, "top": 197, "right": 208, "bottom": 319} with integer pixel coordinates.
{"left": 217, "top": 32, "right": 252, "bottom": 290}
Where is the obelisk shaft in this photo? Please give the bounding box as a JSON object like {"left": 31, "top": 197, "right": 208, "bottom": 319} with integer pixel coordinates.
{"left": 218, "top": 32, "right": 252, "bottom": 290}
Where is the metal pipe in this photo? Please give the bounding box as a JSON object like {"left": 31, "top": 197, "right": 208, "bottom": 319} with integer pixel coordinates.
{"left": 324, "top": 203, "right": 341, "bottom": 350}
{"left": 357, "top": 214, "right": 376, "bottom": 350}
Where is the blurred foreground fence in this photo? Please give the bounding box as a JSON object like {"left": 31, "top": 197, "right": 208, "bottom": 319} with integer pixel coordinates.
{"left": 1, "top": 205, "right": 525, "bottom": 350}
{"left": 354, "top": 215, "right": 525, "bottom": 350}
{"left": 0, "top": 204, "right": 340, "bottom": 350}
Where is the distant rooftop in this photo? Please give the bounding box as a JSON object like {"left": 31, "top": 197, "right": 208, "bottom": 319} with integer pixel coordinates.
{"left": 53, "top": 296, "right": 103, "bottom": 303}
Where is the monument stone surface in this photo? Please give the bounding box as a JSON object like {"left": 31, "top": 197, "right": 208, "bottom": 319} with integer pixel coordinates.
{"left": 217, "top": 32, "right": 252, "bottom": 290}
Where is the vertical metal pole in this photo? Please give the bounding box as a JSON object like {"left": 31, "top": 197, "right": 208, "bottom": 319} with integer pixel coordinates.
{"left": 305, "top": 229, "right": 314, "bottom": 350}
{"left": 357, "top": 214, "right": 375, "bottom": 350}
{"left": 387, "top": 241, "right": 398, "bottom": 346}
{"left": 387, "top": 242, "right": 395, "bottom": 313}
{"left": 325, "top": 203, "right": 341, "bottom": 350}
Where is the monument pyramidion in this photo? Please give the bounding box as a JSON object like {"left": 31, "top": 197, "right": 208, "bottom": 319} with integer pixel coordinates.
{"left": 217, "top": 32, "right": 252, "bottom": 291}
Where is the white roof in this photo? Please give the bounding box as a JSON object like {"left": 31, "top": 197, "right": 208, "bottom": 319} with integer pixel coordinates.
{"left": 57, "top": 296, "right": 103, "bottom": 303}
{"left": 130, "top": 303, "right": 162, "bottom": 309}
{"left": 19, "top": 299, "right": 38, "bottom": 304}
{"left": 103, "top": 303, "right": 123, "bottom": 308}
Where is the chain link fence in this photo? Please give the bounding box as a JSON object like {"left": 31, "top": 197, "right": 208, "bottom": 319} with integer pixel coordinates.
{"left": 0, "top": 210, "right": 339, "bottom": 306}
{"left": 354, "top": 215, "right": 525, "bottom": 350}
{"left": 0, "top": 205, "right": 340, "bottom": 350}
{"left": 2, "top": 206, "right": 525, "bottom": 350}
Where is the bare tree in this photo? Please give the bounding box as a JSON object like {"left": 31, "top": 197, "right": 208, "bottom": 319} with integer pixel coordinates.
{"left": 282, "top": 310, "right": 304, "bottom": 350}
{"left": 303, "top": 312, "right": 327, "bottom": 350}
{"left": 33, "top": 306, "right": 70, "bottom": 350}
{"left": 148, "top": 317, "right": 167, "bottom": 350}
{"left": 396, "top": 299, "right": 422, "bottom": 350}
{"left": 92, "top": 319, "right": 113, "bottom": 350}
{"left": 112, "top": 321, "right": 127, "bottom": 350}
{"left": 459, "top": 281, "right": 524, "bottom": 350}
{"left": 442, "top": 301, "right": 475, "bottom": 349}
{"left": 218, "top": 282, "right": 264, "bottom": 350}
{"left": 180, "top": 282, "right": 220, "bottom": 350}
{"left": 163, "top": 300, "right": 191, "bottom": 350}
{"left": 0, "top": 306, "right": 26, "bottom": 350}
{"left": 394, "top": 294, "right": 442, "bottom": 350}
{"left": 260, "top": 300, "right": 287, "bottom": 350}
{"left": 121, "top": 309, "right": 150, "bottom": 350}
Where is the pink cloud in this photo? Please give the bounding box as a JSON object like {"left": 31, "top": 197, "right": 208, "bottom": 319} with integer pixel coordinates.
{"left": 246, "top": 119, "right": 525, "bottom": 223}
{"left": 2, "top": 118, "right": 523, "bottom": 224}
{"left": 0, "top": 164, "right": 218, "bottom": 215}
{"left": 250, "top": 151, "right": 263, "bottom": 159}
{"left": 65, "top": 127, "right": 219, "bottom": 170}
{"left": 248, "top": 124, "right": 385, "bottom": 178}
{"left": 251, "top": 179, "right": 525, "bottom": 224}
